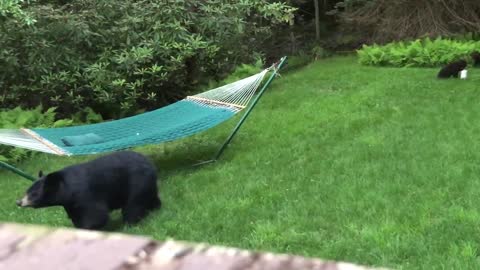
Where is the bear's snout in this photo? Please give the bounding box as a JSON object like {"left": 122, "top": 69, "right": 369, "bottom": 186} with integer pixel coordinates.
{"left": 16, "top": 195, "right": 32, "bottom": 207}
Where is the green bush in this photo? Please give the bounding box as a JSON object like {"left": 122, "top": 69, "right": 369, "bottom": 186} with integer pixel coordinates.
{"left": 0, "top": 106, "right": 102, "bottom": 163}
{"left": 0, "top": 0, "right": 295, "bottom": 119}
{"left": 311, "top": 45, "right": 332, "bottom": 60}
{"left": 0, "top": 0, "right": 36, "bottom": 25}
{"left": 357, "top": 38, "right": 480, "bottom": 67}
{"left": 198, "top": 58, "right": 264, "bottom": 94}
{"left": 281, "top": 55, "right": 311, "bottom": 73}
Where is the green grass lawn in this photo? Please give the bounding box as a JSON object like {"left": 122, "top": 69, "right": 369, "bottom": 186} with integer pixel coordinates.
{"left": 3, "top": 56, "right": 480, "bottom": 269}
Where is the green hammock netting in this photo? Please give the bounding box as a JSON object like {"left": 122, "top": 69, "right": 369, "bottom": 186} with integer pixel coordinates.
{"left": 33, "top": 100, "right": 237, "bottom": 155}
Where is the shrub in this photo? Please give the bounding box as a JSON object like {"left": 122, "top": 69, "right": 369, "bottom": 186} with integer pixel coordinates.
{"left": 311, "top": 45, "right": 332, "bottom": 60}
{"left": 0, "top": 0, "right": 295, "bottom": 119}
{"left": 0, "top": 0, "right": 36, "bottom": 25}
{"left": 199, "top": 57, "right": 265, "bottom": 93}
{"left": 357, "top": 38, "right": 480, "bottom": 67}
{"left": 281, "top": 55, "right": 312, "bottom": 72}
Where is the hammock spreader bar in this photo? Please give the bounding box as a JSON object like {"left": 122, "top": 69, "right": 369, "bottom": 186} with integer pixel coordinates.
{"left": 0, "top": 56, "right": 287, "bottom": 181}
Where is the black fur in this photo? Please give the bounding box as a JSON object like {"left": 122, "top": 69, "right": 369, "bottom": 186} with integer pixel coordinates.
{"left": 471, "top": 51, "right": 480, "bottom": 67}
{"left": 17, "top": 151, "right": 161, "bottom": 230}
{"left": 437, "top": 60, "right": 467, "bottom": 79}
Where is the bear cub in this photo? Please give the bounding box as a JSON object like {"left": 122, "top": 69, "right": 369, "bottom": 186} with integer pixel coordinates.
{"left": 437, "top": 59, "right": 467, "bottom": 79}
{"left": 16, "top": 151, "right": 161, "bottom": 230}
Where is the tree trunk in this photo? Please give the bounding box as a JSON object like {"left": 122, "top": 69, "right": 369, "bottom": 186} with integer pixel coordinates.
{"left": 314, "top": 0, "right": 320, "bottom": 41}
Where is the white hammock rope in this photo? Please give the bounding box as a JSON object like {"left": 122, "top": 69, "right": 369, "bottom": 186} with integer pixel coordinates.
{"left": 0, "top": 68, "right": 271, "bottom": 156}
{"left": 0, "top": 129, "right": 59, "bottom": 154}
{"left": 191, "top": 69, "right": 269, "bottom": 108}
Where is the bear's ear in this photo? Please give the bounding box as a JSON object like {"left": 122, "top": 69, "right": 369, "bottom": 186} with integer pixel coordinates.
{"left": 38, "top": 170, "right": 44, "bottom": 178}
{"left": 44, "top": 172, "right": 64, "bottom": 190}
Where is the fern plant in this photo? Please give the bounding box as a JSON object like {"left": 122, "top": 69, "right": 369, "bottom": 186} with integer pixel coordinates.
{"left": 358, "top": 38, "right": 480, "bottom": 67}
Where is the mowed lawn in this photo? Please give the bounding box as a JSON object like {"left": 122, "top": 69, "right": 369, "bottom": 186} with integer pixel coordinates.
{"left": 2, "top": 56, "right": 480, "bottom": 269}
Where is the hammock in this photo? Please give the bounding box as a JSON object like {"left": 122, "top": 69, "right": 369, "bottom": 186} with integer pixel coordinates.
{"left": 0, "top": 69, "right": 267, "bottom": 156}
{"left": 0, "top": 57, "right": 286, "bottom": 180}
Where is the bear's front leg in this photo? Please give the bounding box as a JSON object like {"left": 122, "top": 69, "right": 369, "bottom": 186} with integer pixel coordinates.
{"left": 64, "top": 205, "right": 76, "bottom": 220}
{"left": 64, "top": 206, "right": 82, "bottom": 228}
{"left": 122, "top": 203, "right": 148, "bottom": 224}
{"left": 72, "top": 204, "right": 110, "bottom": 230}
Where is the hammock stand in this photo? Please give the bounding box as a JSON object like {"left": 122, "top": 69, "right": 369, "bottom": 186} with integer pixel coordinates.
{"left": 0, "top": 56, "right": 287, "bottom": 181}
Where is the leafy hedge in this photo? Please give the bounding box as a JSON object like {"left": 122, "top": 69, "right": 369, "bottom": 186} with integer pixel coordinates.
{"left": 357, "top": 38, "right": 480, "bottom": 67}
{"left": 0, "top": 0, "right": 295, "bottom": 119}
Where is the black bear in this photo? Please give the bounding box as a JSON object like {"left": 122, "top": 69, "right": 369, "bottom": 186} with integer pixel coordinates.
{"left": 437, "top": 60, "right": 467, "bottom": 79}
{"left": 16, "top": 151, "right": 161, "bottom": 230}
{"left": 471, "top": 51, "right": 480, "bottom": 67}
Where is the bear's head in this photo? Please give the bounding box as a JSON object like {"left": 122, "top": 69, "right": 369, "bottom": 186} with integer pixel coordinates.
{"left": 16, "top": 170, "right": 65, "bottom": 208}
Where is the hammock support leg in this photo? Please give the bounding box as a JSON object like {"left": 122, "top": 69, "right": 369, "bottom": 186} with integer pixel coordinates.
{"left": 213, "top": 56, "right": 288, "bottom": 161}
{"left": 0, "top": 161, "right": 36, "bottom": 181}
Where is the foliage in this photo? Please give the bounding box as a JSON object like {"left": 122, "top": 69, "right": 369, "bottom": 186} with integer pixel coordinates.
{"left": 226, "top": 59, "right": 265, "bottom": 83}
{"left": 0, "top": 0, "right": 295, "bottom": 119}
{"left": 357, "top": 38, "right": 480, "bottom": 67}
{"left": 0, "top": 106, "right": 102, "bottom": 163}
{"left": 0, "top": 106, "right": 68, "bottom": 163}
{"left": 282, "top": 54, "right": 311, "bottom": 72}
{"left": 4, "top": 57, "right": 480, "bottom": 269}
{"left": 330, "top": 0, "right": 480, "bottom": 44}
{"left": 0, "top": 0, "right": 36, "bottom": 25}
{"left": 311, "top": 45, "right": 331, "bottom": 60}
{"left": 260, "top": 0, "right": 348, "bottom": 59}
{"left": 71, "top": 107, "right": 103, "bottom": 125}
{"left": 197, "top": 59, "right": 265, "bottom": 97}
